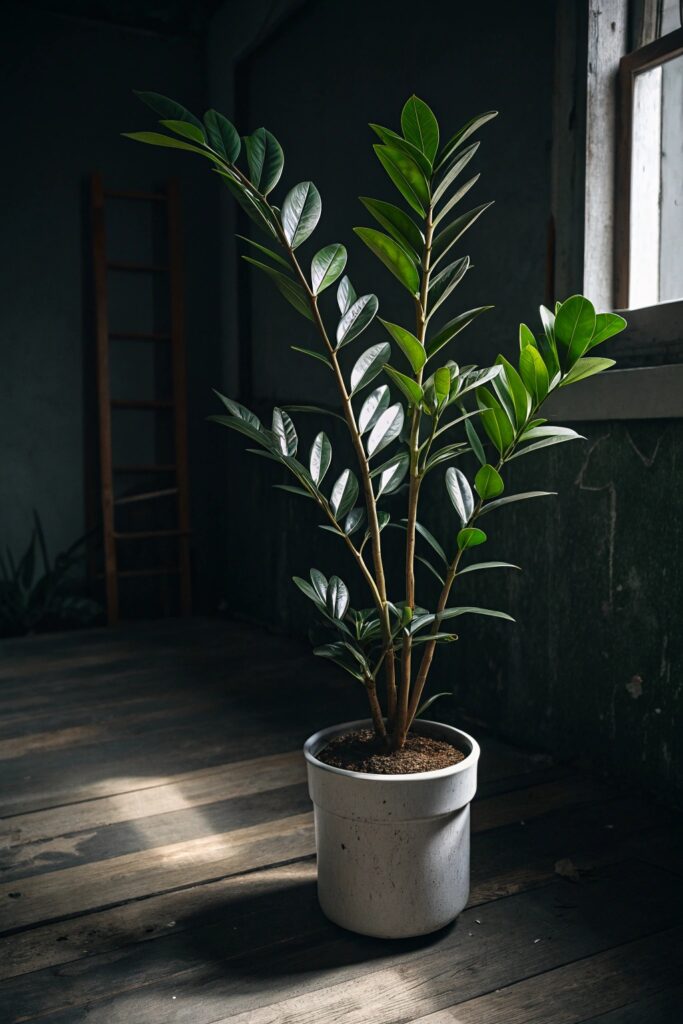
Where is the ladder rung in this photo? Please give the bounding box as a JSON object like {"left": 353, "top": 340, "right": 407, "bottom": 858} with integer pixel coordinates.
{"left": 114, "top": 487, "right": 178, "bottom": 506}
{"left": 104, "top": 189, "right": 166, "bottom": 202}
{"left": 113, "top": 464, "right": 176, "bottom": 474}
{"left": 110, "top": 399, "right": 173, "bottom": 410}
{"left": 114, "top": 529, "right": 190, "bottom": 540}
{"left": 107, "top": 261, "right": 169, "bottom": 273}
{"left": 109, "top": 331, "right": 172, "bottom": 342}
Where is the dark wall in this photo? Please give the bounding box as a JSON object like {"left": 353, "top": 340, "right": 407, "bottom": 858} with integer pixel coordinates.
{"left": 0, "top": 5, "right": 224, "bottom": 608}
{"left": 208, "top": 0, "right": 683, "bottom": 805}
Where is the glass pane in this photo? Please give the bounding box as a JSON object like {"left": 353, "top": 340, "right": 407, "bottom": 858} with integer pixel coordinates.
{"left": 629, "top": 52, "right": 683, "bottom": 307}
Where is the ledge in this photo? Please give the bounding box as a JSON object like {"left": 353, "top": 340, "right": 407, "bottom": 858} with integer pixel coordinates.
{"left": 546, "top": 363, "right": 683, "bottom": 421}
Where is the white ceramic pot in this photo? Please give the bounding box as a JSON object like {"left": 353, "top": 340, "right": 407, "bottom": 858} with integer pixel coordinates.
{"left": 304, "top": 717, "right": 480, "bottom": 938}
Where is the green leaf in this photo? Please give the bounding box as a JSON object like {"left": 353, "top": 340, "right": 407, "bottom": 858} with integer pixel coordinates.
{"left": 457, "top": 560, "right": 520, "bottom": 576}
{"left": 369, "top": 124, "right": 433, "bottom": 175}
{"left": 122, "top": 131, "right": 219, "bottom": 163}
{"left": 160, "top": 119, "right": 206, "bottom": 144}
{"left": 428, "top": 257, "right": 470, "bottom": 317}
{"left": 337, "top": 275, "right": 357, "bottom": 315}
{"left": 353, "top": 227, "right": 420, "bottom": 295}
{"left": 415, "top": 556, "right": 446, "bottom": 585}
{"left": 440, "top": 604, "right": 514, "bottom": 622}
{"left": 496, "top": 356, "right": 531, "bottom": 428}
{"left": 521, "top": 425, "right": 582, "bottom": 441}
{"left": 350, "top": 342, "right": 392, "bottom": 394}
{"left": 283, "top": 403, "right": 346, "bottom": 423}
{"left": 330, "top": 469, "right": 359, "bottom": 519}
{"left": 589, "top": 313, "right": 627, "bottom": 349}
{"left": 519, "top": 322, "right": 536, "bottom": 351}
{"left": 208, "top": 415, "right": 273, "bottom": 449}
{"left": 445, "top": 466, "right": 474, "bottom": 525}
{"left": 309, "top": 432, "right": 332, "bottom": 485}
{"left": 367, "top": 403, "right": 404, "bottom": 458}
{"left": 358, "top": 386, "right": 390, "bottom": 434}
{"left": 237, "top": 234, "right": 290, "bottom": 270}
{"left": 311, "top": 244, "right": 347, "bottom": 294}
{"left": 518, "top": 345, "right": 549, "bottom": 405}
{"left": 455, "top": 365, "right": 503, "bottom": 400}
{"left": 376, "top": 452, "right": 409, "bottom": 497}
{"left": 242, "top": 257, "right": 312, "bottom": 320}
{"left": 478, "top": 491, "right": 556, "bottom": 516}
{"left": 508, "top": 435, "right": 583, "bottom": 460}
{"left": 219, "top": 172, "right": 277, "bottom": 236}
{"left": 539, "top": 304, "right": 556, "bottom": 345}
{"left": 433, "top": 174, "right": 480, "bottom": 227}
{"left": 475, "top": 464, "right": 504, "bottom": 500}
{"left": 274, "top": 484, "right": 312, "bottom": 499}
{"left": 281, "top": 181, "right": 322, "bottom": 248}
{"left": 379, "top": 319, "right": 426, "bottom": 373}
{"left": 424, "top": 442, "right": 469, "bottom": 472}
{"left": 401, "top": 95, "right": 439, "bottom": 163}
{"left": 555, "top": 295, "right": 596, "bottom": 365}
{"left": 336, "top": 294, "right": 379, "bottom": 348}
{"left": 415, "top": 691, "right": 452, "bottom": 718}
{"left": 272, "top": 407, "right": 297, "bottom": 456}
{"left": 203, "top": 109, "right": 240, "bottom": 162}
{"left": 344, "top": 508, "right": 366, "bottom": 536}
{"left": 426, "top": 306, "right": 493, "bottom": 359}
{"left": 477, "top": 387, "right": 514, "bottom": 453}
{"left": 433, "top": 143, "right": 479, "bottom": 205}
{"left": 310, "top": 568, "right": 328, "bottom": 602}
{"left": 465, "top": 417, "right": 486, "bottom": 465}
{"left": 243, "top": 128, "right": 284, "bottom": 195}
{"left": 374, "top": 145, "right": 428, "bottom": 216}
{"left": 134, "top": 90, "right": 203, "bottom": 131}
{"left": 359, "top": 197, "right": 424, "bottom": 260}
{"left": 293, "top": 575, "right": 325, "bottom": 609}
{"left": 560, "top": 357, "right": 616, "bottom": 386}
{"left": 432, "top": 203, "right": 493, "bottom": 268}
{"left": 291, "top": 345, "right": 332, "bottom": 369}
{"left": 213, "top": 391, "right": 261, "bottom": 429}
{"left": 433, "top": 367, "right": 451, "bottom": 409}
{"left": 415, "top": 521, "right": 448, "bottom": 564}
{"left": 383, "top": 365, "right": 424, "bottom": 406}
{"left": 457, "top": 528, "right": 487, "bottom": 550}
{"left": 436, "top": 110, "right": 498, "bottom": 170}
{"left": 327, "top": 576, "right": 350, "bottom": 620}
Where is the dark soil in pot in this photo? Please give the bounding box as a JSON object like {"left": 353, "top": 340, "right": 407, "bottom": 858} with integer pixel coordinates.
{"left": 317, "top": 728, "right": 465, "bottom": 775}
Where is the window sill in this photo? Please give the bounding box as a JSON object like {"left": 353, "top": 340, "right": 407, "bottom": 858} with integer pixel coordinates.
{"left": 546, "top": 363, "right": 683, "bottom": 421}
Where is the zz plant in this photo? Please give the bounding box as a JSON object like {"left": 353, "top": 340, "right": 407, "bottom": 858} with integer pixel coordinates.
{"left": 126, "top": 93, "right": 626, "bottom": 751}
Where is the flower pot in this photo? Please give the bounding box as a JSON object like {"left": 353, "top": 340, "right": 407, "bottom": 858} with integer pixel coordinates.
{"left": 304, "top": 717, "right": 480, "bottom": 938}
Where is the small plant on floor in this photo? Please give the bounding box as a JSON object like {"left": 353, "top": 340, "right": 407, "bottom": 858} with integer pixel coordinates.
{"left": 126, "top": 93, "right": 626, "bottom": 752}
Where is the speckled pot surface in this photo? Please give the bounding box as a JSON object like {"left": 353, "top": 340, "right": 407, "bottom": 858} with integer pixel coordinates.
{"left": 304, "top": 718, "right": 480, "bottom": 939}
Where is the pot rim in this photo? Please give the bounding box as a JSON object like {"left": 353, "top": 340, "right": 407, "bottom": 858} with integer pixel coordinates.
{"left": 303, "top": 717, "right": 480, "bottom": 782}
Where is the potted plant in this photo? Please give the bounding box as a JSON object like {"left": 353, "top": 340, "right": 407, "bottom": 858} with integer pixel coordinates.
{"left": 126, "top": 93, "right": 626, "bottom": 938}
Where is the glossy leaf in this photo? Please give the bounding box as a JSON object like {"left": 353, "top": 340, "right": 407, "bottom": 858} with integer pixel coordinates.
{"left": 160, "top": 119, "right": 205, "bottom": 144}
{"left": 281, "top": 181, "right": 322, "bottom": 248}
{"left": 455, "top": 365, "right": 503, "bottom": 400}
{"left": 415, "top": 692, "right": 451, "bottom": 718}
{"left": 588, "top": 313, "right": 627, "bottom": 349}
{"left": 330, "top": 469, "right": 359, "bottom": 519}
{"left": 474, "top": 464, "right": 504, "bottom": 500}
{"left": 309, "top": 431, "right": 332, "bottom": 485}
{"left": 555, "top": 295, "right": 596, "bottom": 365}
{"left": 213, "top": 391, "right": 261, "bottom": 429}
{"left": 376, "top": 452, "right": 409, "bottom": 497}
{"left": 433, "top": 143, "right": 479, "bottom": 205}
{"left": 237, "top": 234, "right": 290, "bottom": 270}
{"left": 359, "top": 197, "right": 423, "bottom": 259}
{"left": 560, "top": 357, "right": 616, "bottom": 386}
{"left": 311, "top": 244, "right": 347, "bottom": 294}
{"left": 428, "top": 257, "right": 470, "bottom": 317}
{"left": 309, "top": 568, "right": 328, "bottom": 603}
{"left": 432, "top": 203, "right": 493, "bottom": 267}
{"left": 426, "top": 306, "right": 493, "bottom": 359}
{"left": 477, "top": 387, "right": 514, "bottom": 453}
{"left": 436, "top": 110, "right": 498, "bottom": 170}
{"left": 293, "top": 575, "right": 324, "bottom": 608}
{"left": 465, "top": 417, "right": 486, "bottom": 465}
{"left": 242, "top": 257, "right": 312, "bottom": 320}
{"left": 367, "top": 402, "right": 404, "bottom": 458}
{"left": 478, "top": 491, "right": 556, "bottom": 515}
{"left": 123, "top": 131, "right": 219, "bottom": 163}
{"left": 518, "top": 345, "right": 549, "bottom": 405}
{"left": 208, "top": 415, "right": 273, "bottom": 450}
{"left": 383, "top": 365, "right": 423, "bottom": 406}
{"left": 379, "top": 319, "right": 426, "bottom": 373}
{"left": 344, "top": 508, "right": 366, "bottom": 536}
{"left": 203, "top": 109, "right": 240, "bottom": 161}
{"left": 457, "top": 560, "right": 520, "bottom": 576}
{"left": 291, "top": 345, "right": 332, "bottom": 369}
{"left": 243, "top": 128, "right": 284, "bottom": 195}
{"left": 433, "top": 174, "right": 480, "bottom": 227}
{"left": 519, "top": 322, "right": 536, "bottom": 350}
{"left": 521, "top": 425, "right": 582, "bottom": 441}
{"left": 415, "top": 521, "right": 448, "bottom": 564}
{"left": 336, "top": 294, "right": 379, "bottom": 348}
{"left": 369, "top": 123, "right": 432, "bottom": 175}
{"left": 350, "top": 342, "right": 391, "bottom": 395}
{"left": 134, "top": 90, "right": 203, "bottom": 131}
{"left": 445, "top": 466, "right": 474, "bottom": 525}
{"left": 272, "top": 407, "right": 297, "bottom": 456}
{"left": 439, "top": 604, "right": 513, "bottom": 622}
{"left": 539, "top": 304, "right": 556, "bottom": 345}
{"left": 336, "top": 275, "right": 357, "bottom": 315}
{"left": 374, "top": 145, "right": 427, "bottom": 216}
{"left": 457, "top": 528, "right": 487, "bottom": 550}
{"left": 496, "top": 355, "right": 531, "bottom": 427}
{"left": 353, "top": 227, "right": 420, "bottom": 295}
{"left": 219, "top": 173, "right": 277, "bottom": 236}
{"left": 326, "top": 576, "right": 350, "bottom": 620}
{"left": 415, "top": 557, "right": 445, "bottom": 585}
{"left": 401, "top": 95, "right": 439, "bottom": 163}
{"left": 358, "top": 385, "right": 390, "bottom": 434}
{"left": 508, "top": 435, "right": 583, "bottom": 460}
{"left": 283, "top": 404, "right": 345, "bottom": 422}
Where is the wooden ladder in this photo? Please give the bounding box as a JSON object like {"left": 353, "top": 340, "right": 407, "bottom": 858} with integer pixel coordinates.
{"left": 90, "top": 172, "right": 192, "bottom": 625}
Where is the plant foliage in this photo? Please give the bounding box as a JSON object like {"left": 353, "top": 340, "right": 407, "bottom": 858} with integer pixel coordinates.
{"left": 126, "top": 93, "right": 627, "bottom": 749}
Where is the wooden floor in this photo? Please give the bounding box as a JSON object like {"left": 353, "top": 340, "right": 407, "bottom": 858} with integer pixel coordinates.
{"left": 0, "top": 619, "right": 681, "bottom": 1023}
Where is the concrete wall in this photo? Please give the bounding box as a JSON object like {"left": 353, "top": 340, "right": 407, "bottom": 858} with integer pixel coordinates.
{"left": 0, "top": 5, "right": 223, "bottom": 607}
